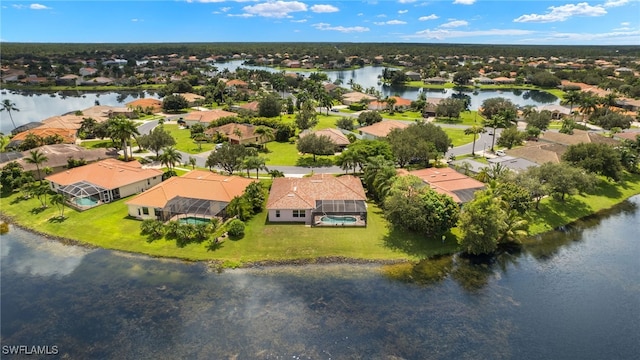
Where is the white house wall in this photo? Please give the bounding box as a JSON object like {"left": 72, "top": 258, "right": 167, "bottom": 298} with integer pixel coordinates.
{"left": 118, "top": 176, "right": 162, "bottom": 198}
{"left": 268, "top": 209, "right": 312, "bottom": 224}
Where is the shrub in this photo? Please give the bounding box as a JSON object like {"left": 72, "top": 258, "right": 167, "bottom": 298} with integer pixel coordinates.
{"left": 226, "top": 219, "right": 245, "bottom": 238}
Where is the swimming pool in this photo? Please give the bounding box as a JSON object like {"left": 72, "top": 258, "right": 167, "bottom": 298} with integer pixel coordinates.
{"left": 319, "top": 215, "right": 358, "bottom": 225}
{"left": 179, "top": 217, "right": 211, "bottom": 225}
{"left": 74, "top": 197, "right": 99, "bottom": 206}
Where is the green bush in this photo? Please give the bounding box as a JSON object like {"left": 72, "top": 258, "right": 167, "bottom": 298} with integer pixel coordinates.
{"left": 226, "top": 219, "right": 246, "bottom": 238}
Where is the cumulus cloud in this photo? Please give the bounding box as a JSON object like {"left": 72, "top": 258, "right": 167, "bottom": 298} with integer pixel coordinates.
{"left": 374, "top": 20, "right": 408, "bottom": 25}
{"left": 227, "top": 12, "right": 255, "bottom": 17}
{"left": 398, "top": 0, "right": 417, "bottom": 3}
{"left": 29, "top": 3, "right": 51, "bottom": 10}
{"left": 312, "top": 22, "right": 370, "bottom": 33}
{"left": 398, "top": 10, "right": 408, "bottom": 14}
{"left": 453, "top": 0, "right": 476, "bottom": 4}
{"left": 419, "top": 14, "right": 439, "bottom": 21}
{"left": 514, "top": 2, "right": 607, "bottom": 23}
{"left": 243, "top": 1, "right": 307, "bottom": 18}
{"left": 311, "top": 4, "right": 339, "bottom": 13}
{"left": 291, "top": 19, "right": 307, "bottom": 23}
{"left": 604, "top": 0, "right": 629, "bottom": 7}
{"left": 440, "top": 20, "right": 468, "bottom": 28}
{"left": 542, "top": 29, "right": 640, "bottom": 44}
{"left": 221, "top": 6, "right": 231, "bottom": 12}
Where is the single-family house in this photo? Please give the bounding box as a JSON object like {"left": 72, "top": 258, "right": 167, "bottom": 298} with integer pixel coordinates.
{"left": 613, "top": 132, "right": 640, "bottom": 142}
{"left": 540, "top": 129, "right": 619, "bottom": 147}
{"left": 126, "top": 98, "right": 163, "bottom": 113}
{"left": 359, "top": 120, "right": 409, "bottom": 140}
{"left": 126, "top": 170, "right": 256, "bottom": 221}
{"left": 299, "top": 128, "right": 350, "bottom": 150}
{"left": 536, "top": 104, "right": 572, "bottom": 119}
{"left": 180, "top": 92, "right": 205, "bottom": 106}
{"left": 367, "top": 96, "right": 412, "bottom": 111}
{"left": 423, "top": 77, "right": 448, "bottom": 85}
{"left": 401, "top": 167, "right": 486, "bottom": 204}
{"left": 183, "top": 109, "right": 237, "bottom": 127}
{"left": 46, "top": 158, "right": 163, "bottom": 210}
{"left": 266, "top": 174, "right": 367, "bottom": 226}
{"left": 204, "top": 123, "right": 268, "bottom": 145}
{"left": 56, "top": 74, "right": 80, "bottom": 86}
{"left": 79, "top": 67, "right": 98, "bottom": 77}
{"left": 487, "top": 156, "right": 539, "bottom": 173}
{"left": 342, "top": 92, "right": 376, "bottom": 106}
{"left": 7, "top": 128, "right": 77, "bottom": 150}
{"left": 405, "top": 71, "right": 422, "bottom": 81}
{"left": 80, "top": 77, "right": 113, "bottom": 86}
{"left": 226, "top": 79, "right": 249, "bottom": 89}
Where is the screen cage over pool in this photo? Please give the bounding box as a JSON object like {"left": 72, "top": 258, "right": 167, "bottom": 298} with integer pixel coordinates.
{"left": 161, "top": 196, "right": 221, "bottom": 221}
{"left": 58, "top": 181, "right": 107, "bottom": 209}
{"left": 313, "top": 200, "right": 367, "bottom": 216}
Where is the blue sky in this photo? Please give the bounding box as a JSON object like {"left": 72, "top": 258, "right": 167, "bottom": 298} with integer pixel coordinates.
{"left": 1, "top": 0, "right": 639, "bottom": 45}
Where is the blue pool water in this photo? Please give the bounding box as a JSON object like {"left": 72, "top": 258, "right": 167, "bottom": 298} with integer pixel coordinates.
{"left": 320, "top": 215, "right": 357, "bottom": 224}
{"left": 179, "top": 217, "right": 211, "bottom": 225}
{"left": 74, "top": 197, "right": 99, "bottom": 206}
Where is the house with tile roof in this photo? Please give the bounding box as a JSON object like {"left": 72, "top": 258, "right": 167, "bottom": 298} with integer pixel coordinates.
{"left": 126, "top": 170, "right": 256, "bottom": 221}
{"left": 204, "top": 123, "right": 269, "bottom": 145}
{"left": 183, "top": 109, "right": 238, "bottom": 127}
{"left": 46, "top": 158, "right": 163, "bottom": 210}
{"left": 7, "top": 128, "right": 77, "bottom": 150}
{"left": 359, "top": 120, "right": 409, "bottom": 140}
{"left": 367, "top": 96, "right": 412, "bottom": 111}
{"left": 342, "top": 92, "right": 376, "bottom": 105}
{"left": 266, "top": 174, "right": 367, "bottom": 226}
{"left": 299, "top": 128, "right": 350, "bottom": 149}
{"left": 400, "top": 167, "right": 486, "bottom": 204}
{"left": 179, "top": 92, "right": 205, "bottom": 106}
{"left": 126, "top": 98, "right": 163, "bottom": 113}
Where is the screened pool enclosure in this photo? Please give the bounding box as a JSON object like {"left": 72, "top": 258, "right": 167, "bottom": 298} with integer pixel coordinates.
{"left": 57, "top": 181, "right": 120, "bottom": 210}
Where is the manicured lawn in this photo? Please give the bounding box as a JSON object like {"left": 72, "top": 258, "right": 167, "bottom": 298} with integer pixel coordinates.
{"left": 263, "top": 141, "right": 299, "bottom": 166}
{"left": 443, "top": 128, "right": 475, "bottom": 147}
{"left": 164, "top": 124, "right": 216, "bottom": 154}
{"left": 0, "top": 193, "right": 455, "bottom": 263}
{"left": 526, "top": 172, "right": 640, "bottom": 236}
{"left": 80, "top": 139, "right": 118, "bottom": 149}
{"left": 381, "top": 111, "right": 424, "bottom": 121}
{"left": 435, "top": 111, "right": 486, "bottom": 126}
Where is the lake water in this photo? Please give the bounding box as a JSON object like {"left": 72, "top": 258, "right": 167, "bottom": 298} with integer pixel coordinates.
{"left": 0, "top": 61, "right": 559, "bottom": 134}
{"left": 1, "top": 196, "right": 639, "bottom": 359}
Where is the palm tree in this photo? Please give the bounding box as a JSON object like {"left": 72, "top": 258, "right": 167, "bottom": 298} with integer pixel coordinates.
{"left": 50, "top": 193, "right": 67, "bottom": 219}
{"left": 25, "top": 149, "right": 48, "bottom": 183}
{"left": 108, "top": 117, "right": 140, "bottom": 161}
{"left": 600, "top": 93, "right": 618, "bottom": 116}
{"left": 243, "top": 155, "right": 268, "bottom": 179}
{"left": 563, "top": 91, "right": 582, "bottom": 114}
{"left": 160, "top": 146, "right": 182, "bottom": 171}
{"left": 1, "top": 99, "right": 19, "bottom": 131}
{"left": 484, "top": 114, "right": 506, "bottom": 152}
{"left": 254, "top": 126, "right": 275, "bottom": 150}
{"left": 464, "top": 125, "right": 486, "bottom": 156}
{"left": 578, "top": 93, "right": 598, "bottom": 125}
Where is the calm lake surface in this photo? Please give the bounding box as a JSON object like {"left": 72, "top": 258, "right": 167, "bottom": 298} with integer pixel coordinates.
{"left": 1, "top": 196, "right": 639, "bottom": 359}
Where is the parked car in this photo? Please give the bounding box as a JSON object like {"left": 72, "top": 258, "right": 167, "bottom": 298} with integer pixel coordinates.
{"left": 496, "top": 150, "right": 506, "bottom": 156}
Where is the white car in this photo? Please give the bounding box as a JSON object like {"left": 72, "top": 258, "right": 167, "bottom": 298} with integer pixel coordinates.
{"left": 496, "top": 150, "right": 506, "bottom": 156}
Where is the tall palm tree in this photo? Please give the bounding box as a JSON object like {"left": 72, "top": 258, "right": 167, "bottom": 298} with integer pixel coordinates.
{"left": 25, "top": 149, "right": 48, "bottom": 183}
{"left": 254, "top": 126, "right": 275, "bottom": 150}
{"left": 159, "top": 146, "right": 182, "bottom": 171}
{"left": 108, "top": 117, "right": 140, "bottom": 161}
{"left": 464, "top": 125, "right": 486, "bottom": 156}
{"left": 578, "top": 93, "right": 598, "bottom": 125}
{"left": 563, "top": 91, "right": 582, "bottom": 114}
{"left": 1, "top": 99, "right": 19, "bottom": 131}
{"left": 50, "top": 193, "right": 67, "bottom": 219}
{"left": 600, "top": 93, "right": 618, "bottom": 116}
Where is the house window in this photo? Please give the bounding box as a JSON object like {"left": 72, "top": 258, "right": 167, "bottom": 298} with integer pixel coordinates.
{"left": 275, "top": 210, "right": 280, "bottom": 218}
{"left": 147, "top": 179, "right": 150, "bottom": 185}
{"left": 142, "top": 207, "right": 149, "bottom": 215}
{"left": 293, "top": 210, "right": 306, "bottom": 218}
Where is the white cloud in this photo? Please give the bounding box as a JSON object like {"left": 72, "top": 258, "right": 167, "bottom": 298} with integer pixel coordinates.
{"left": 374, "top": 20, "right": 408, "bottom": 25}
{"left": 440, "top": 20, "right": 468, "bottom": 28}
{"left": 543, "top": 29, "right": 640, "bottom": 43}
{"left": 377, "top": 14, "right": 387, "bottom": 18}
{"left": 30, "top": 3, "right": 51, "bottom": 10}
{"left": 243, "top": 1, "right": 307, "bottom": 18}
{"left": 604, "top": 0, "right": 629, "bottom": 7}
{"left": 131, "top": 18, "right": 142, "bottom": 22}
{"left": 398, "top": 10, "right": 408, "bottom": 14}
{"left": 620, "top": 22, "right": 630, "bottom": 26}
{"left": 514, "top": 3, "right": 607, "bottom": 23}
{"left": 312, "top": 22, "right": 370, "bottom": 33}
{"left": 398, "top": 0, "right": 417, "bottom": 3}
{"left": 291, "top": 19, "right": 307, "bottom": 23}
{"left": 357, "top": 13, "right": 364, "bottom": 16}
{"left": 311, "top": 4, "right": 339, "bottom": 13}
{"left": 408, "top": 28, "right": 534, "bottom": 40}
{"left": 221, "top": 6, "right": 231, "bottom": 12}
{"left": 419, "top": 14, "right": 438, "bottom": 21}
{"left": 453, "top": 0, "right": 476, "bottom": 4}
{"left": 227, "top": 13, "right": 255, "bottom": 17}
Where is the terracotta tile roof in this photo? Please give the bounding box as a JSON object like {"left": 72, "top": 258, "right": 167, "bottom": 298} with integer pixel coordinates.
{"left": 507, "top": 142, "right": 565, "bottom": 164}
{"left": 46, "top": 158, "right": 162, "bottom": 190}
{"left": 299, "top": 128, "right": 350, "bottom": 146}
{"left": 239, "top": 101, "right": 259, "bottom": 111}
{"left": 126, "top": 170, "right": 256, "bottom": 208}
{"left": 359, "top": 120, "right": 409, "bottom": 138}
{"left": 267, "top": 174, "right": 366, "bottom": 210}
{"left": 406, "top": 167, "right": 485, "bottom": 203}
{"left": 80, "top": 105, "right": 132, "bottom": 121}
{"left": 126, "top": 98, "right": 163, "bottom": 111}
{"left": 226, "top": 79, "right": 248, "bottom": 87}
{"left": 204, "top": 123, "right": 265, "bottom": 142}
{"left": 614, "top": 132, "right": 640, "bottom": 141}
{"left": 184, "top": 109, "right": 237, "bottom": 124}
{"left": 0, "top": 144, "right": 117, "bottom": 172}
{"left": 40, "top": 115, "right": 86, "bottom": 130}
{"left": 11, "top": 128, "right": 76, "bottom": 143}
{"left": 180, "top": 92, "right": 205, "bottom": 103}
{"left": 541, "top": 129, "right": 619, "bottom": 146}
{"left": 342, "top": 92, "right": 376, "bottom": 103}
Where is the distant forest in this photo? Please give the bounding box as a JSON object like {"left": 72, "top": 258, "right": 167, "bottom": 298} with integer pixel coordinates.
{"left": 2, "top": 42, "right": 639, "bottom": 61}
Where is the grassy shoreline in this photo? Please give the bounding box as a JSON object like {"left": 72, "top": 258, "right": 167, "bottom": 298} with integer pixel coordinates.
{"left": 2, "top": 173, "right": 639, "bottom": 266}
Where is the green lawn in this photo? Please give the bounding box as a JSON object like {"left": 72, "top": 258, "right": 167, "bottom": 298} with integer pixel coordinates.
{"left": 443, "top": 128, "right": 475, "bottom": 147}
{"left": 435, "top": 111, "right": 486, "bottom": 126}
{"left": 380, "top": 111, "right": 424, "bottom": 121}
{"left": 0, "top": 193, "right": 455, "bottom": 263}
{"left": 80, "top": 139, "right": 118, "bottom": 150}
{"left": 164, "top": 124, "right": 216, "bottom": 154}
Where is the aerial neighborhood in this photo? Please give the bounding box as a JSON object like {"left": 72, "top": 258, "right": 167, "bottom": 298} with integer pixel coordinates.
{"left": 1, "top": 43, "right": 640, "bottom": 261}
